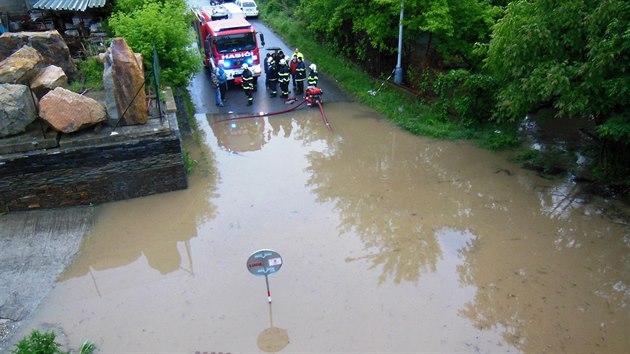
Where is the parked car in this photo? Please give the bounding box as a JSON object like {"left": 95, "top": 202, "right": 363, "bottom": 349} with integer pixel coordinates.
{"left": 235, "top": 0, "right": 258, "bottom": 18}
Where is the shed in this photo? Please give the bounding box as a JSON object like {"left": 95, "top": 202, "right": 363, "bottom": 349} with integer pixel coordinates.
{"left": 32, "top": 0, "right": 106, "bottom": 12}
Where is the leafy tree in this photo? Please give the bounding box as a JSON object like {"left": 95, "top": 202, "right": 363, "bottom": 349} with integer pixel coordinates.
{"left": 298, "top": 0, "right": 498, "bottom": 68}
{"left": 109, "top": 0, "right": 201, "bottom": 87}
{"left": 112, "top": 0, "right": 147, "bottom": 13}
{"left": 485, "top": 0, "right": 629, "bottom": 128}
{"left": 485, "top": 0, "right": 630, "bottom": 183}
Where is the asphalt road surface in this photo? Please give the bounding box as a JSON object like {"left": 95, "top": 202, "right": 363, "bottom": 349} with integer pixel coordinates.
{"left": 191, "top": 18, "right": 352, "bottom": 116}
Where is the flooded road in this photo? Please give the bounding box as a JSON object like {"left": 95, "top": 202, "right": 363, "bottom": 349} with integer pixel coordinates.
{"left": 10, "top": 93, "right": 630, "bottom": 353}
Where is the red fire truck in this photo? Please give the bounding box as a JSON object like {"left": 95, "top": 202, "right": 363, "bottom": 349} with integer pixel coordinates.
{"left": 192, "top": 7, "right": 265, "bottom": 86}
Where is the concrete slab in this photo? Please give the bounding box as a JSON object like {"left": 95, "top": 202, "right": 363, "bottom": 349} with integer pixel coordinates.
{"left": 0, "top": 123, "right": 59, "bottom": 155}
{"left": 58, "top": 116, "right": 172, "bottom": 148}
{"left": 163, "top": 86, "right": 177, "bottom": 113}
{"left": 0, "top": 206, "right": 95, "bottom": 350}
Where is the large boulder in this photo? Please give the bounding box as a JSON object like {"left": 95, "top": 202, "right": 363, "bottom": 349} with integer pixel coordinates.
{"left": 0, "top": 31, "right": 78, "bottom": 80}
{"left": 0, "top": 45, "right": 45, "bottom": 84}
{"left": 39, "top": 87, "right": 107, "bottom": 133}
{"left": 102, "top": 38, "right": 147, "bottom": 125}
{"left": 0, "top": 83, "right": 38, "bottom": 138}
{"left": 30, "top": 65, "right": 68, "bottom": 98}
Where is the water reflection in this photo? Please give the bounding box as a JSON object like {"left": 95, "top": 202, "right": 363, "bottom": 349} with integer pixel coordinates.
{"left": 29, "top": 100, "right": 629, "bottom": 352}
{"left": 304, "top": 111, "right": 462, "bottom": 285}
{"left": 211, "top": 116, "right": 267, "bottom": 153}
{"left": 206, "top": 109, "right": 331, "bottom": 155}
{"left": 303, "top": 103, "right": 630, "bottom": 352}
{"left": 58, "top": 137, "right": 219, "bottom": 281}
{"left": 257, "top": 303, "right": 289, "bottom": 352}
{"left": 538, "top": 178, "right": 585, "bottom": 219}
{"left": 456, "top": 200, "right": 630, "bottom": 351}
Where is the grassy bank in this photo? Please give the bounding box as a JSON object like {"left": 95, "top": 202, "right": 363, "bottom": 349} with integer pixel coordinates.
{"left": 258, "top": 3, "right": 517, "bottom": 149}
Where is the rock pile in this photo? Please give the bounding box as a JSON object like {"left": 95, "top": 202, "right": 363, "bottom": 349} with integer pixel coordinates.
{"left": 0, "top": 30, "right": 78, "bottom": 80}
{"left": 0, "top": 31, "right": 147, "bottom": 139}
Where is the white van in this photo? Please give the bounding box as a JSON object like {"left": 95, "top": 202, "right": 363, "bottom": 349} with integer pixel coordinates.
{"left": 235, "top": 0, "right": 259, "bottom": 18}
{"left": 222, "top": 2, "right": 246, "bottom": 19}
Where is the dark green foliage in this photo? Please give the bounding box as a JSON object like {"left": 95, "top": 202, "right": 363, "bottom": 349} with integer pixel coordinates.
{"left": 433, "top": 69, "right": 497, "bottom": 126}
{"left": 485, "top": 0, "right": 630, "bottom": 127}
{"left": 264, "top": 0, "right": 284, "bottom": 14}
{"left": 476, "top": 126, "right": 520, "bottom": 150}
{"left": 406, "top": 69, "right": 433, "bottom": 97}
{"left": 509, "top": 148, "right": 574, "bottom": 178}
{"left": 77, "top": 56, "right": 105, "bottom": 91}
{"left": 485, "top": 0, "right": 630, "bottom": 185}
{"left": 296, "top": 0, "right": 498, "bottom": 69}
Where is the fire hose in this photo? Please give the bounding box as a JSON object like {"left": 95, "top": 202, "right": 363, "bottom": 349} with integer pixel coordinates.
{"left": 316, "top": 101, "right": 332, "bottom": 132}
{"left": 211, "top": 97, "right": 333, "bottom": 132}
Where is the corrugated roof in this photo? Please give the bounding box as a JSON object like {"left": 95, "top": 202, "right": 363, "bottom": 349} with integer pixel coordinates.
{"left": 33, "top": 0, "right": 107, "bottom": 12}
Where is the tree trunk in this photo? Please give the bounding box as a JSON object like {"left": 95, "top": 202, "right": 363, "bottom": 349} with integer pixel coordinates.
{"left": 421, "top": 32, "right": 433, "bottom": 70}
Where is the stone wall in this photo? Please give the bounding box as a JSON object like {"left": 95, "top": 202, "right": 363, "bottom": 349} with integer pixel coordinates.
{"left": 0, "top": 112, "right": 188, "bottom": 211}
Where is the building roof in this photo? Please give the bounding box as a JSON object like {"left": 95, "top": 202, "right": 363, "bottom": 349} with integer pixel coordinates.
{"left": 33, "top": 0, "right": 107, "bottom": 12}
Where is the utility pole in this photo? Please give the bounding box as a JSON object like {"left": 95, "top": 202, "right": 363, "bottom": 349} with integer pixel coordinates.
{"left": 394, "top": 0, "right": 404, "bottom": 84}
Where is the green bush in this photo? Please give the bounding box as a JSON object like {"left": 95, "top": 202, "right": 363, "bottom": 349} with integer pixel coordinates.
{"left": 109, "top": 0, "right": 201, "bottom": 88}
{"left": 510, "top": 148, "right": 571, "bottom": 178}
{"left": 12, "top": 330, "right": 63, "bottom": 354}
{"left": 477, "top": 128, "right": 519, "bottom": 151}
{"left": 79, "top": 56, "right": 105, "bottom": 90}
{"left": 11, "top": 330, "right": 95, "bottom": 354}
{"left": 433, "top": 69, "right": 497, "bottom": 126}
{"left": 68, "top": 56, "right": 105, "bottom": 93}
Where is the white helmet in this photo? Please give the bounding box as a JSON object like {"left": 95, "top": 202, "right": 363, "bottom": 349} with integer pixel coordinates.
{"left": 309, "top": 64, "right": 316, "bottom": 71}
{"left": 279, "top": 59, "right": 286, "bottom": 65}
{"left": 242, "top": 63, "right": 249, "bottom": 69}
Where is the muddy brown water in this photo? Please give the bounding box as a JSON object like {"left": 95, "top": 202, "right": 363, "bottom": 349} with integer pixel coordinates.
{"left": 11, "top": 102, "right": 630, "bottom": 353}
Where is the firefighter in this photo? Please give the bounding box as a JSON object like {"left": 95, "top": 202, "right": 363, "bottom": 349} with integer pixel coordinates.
{"left": 295, "top": 57, "right": 306, "bottom": 95}
{"left": 264, "top": 53, "right": 271, "bottom": 90}
{"left": 242, "top": 63, "right": 254, "bottom": 106}
{"left": 267, "top": 55, "right": 278, "bottom": 97}
{"left": 289, "top": 54, "right": 299, "bottom": 90}
{"left": 278, "top": 59, "right": 290, "bottom": 98}
{"left": 307, "top": 63, "right": 319, "bottom": 87}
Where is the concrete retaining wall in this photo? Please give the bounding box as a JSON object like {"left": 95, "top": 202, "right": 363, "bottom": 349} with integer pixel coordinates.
{"left": 0, "top": 112, "right": 188, "bottom": 211}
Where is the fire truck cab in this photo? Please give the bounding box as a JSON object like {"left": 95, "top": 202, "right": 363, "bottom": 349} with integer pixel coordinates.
{"left": 193, "top": 7, "right": 265, "bottom": 86}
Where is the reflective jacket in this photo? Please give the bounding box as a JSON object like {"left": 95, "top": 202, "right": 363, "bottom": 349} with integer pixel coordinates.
{"left": 307, "top": 70, "right": 318, "bottom": 86}
{"left": 278, "top": 65, "right": 290, "bottom": 84}
{"left": 242, "top": 68, "right": 254, "bottom": 90}
{"left": 267, "top": 58, "right": 278, "bottom": 80}
{"left": 295, "top": 61, "right": 306, "bottom": 81}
